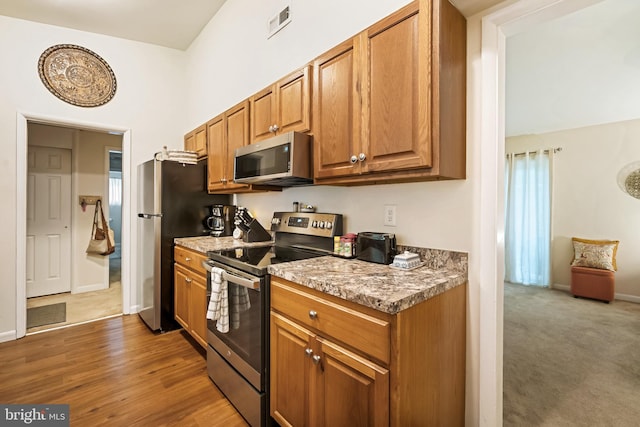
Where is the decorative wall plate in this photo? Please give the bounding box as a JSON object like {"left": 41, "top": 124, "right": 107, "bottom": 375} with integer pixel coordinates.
{"left": 617, "top": 161, "right": 640, "bottom": 200}
{"left": 38, "top": 44, "right": 117, "bottom": 107}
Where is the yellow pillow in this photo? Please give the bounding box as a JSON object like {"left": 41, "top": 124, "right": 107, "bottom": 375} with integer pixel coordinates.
{"left": 571, "top": 237, "right": 619, "bottom": 271}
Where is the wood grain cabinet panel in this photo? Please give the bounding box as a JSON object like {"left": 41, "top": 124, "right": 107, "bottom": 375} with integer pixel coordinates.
{"left": 250, "top": 66, "right": 311, "bottom": 144}
{"left": 207, "top": 100, "right": 281, "bottom": 194}
{"left": 174, "top": 246, "right": 208, "bottom": 348}
{"left": 313, "top": 39, "right": 362, "bottom": 180}
{"left": 270, "top": 277, "right": 466, "bottom": 427}
{"left": 206, "top": 101, "right": 252, "bottom": 194}
{"left": 184, "top": 123, "right": 208, "bottom": 159}
{"left": 312, "top": 0, "right": 466, "bottom": 185}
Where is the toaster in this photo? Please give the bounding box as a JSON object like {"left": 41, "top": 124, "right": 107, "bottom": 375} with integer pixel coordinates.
{"left": 356, "top": 232, "right": 397, "bottom": 264}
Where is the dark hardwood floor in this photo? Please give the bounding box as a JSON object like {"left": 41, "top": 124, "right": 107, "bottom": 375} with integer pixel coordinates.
{"left": 0, "top": 315, "right": 248, "bottom": 426}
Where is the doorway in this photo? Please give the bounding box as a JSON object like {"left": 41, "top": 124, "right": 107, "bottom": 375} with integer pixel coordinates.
{"left": 20, "top": 120, "right": 129, "bottom": 335}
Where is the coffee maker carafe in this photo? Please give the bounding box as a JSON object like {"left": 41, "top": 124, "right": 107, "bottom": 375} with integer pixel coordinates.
{"left": 206, "top": 205, "right": 236, "bottom": 237}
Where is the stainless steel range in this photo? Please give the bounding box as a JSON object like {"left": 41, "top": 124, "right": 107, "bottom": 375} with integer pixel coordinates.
{"left": 203, "top": 211, "right": 343, "bottom": 426}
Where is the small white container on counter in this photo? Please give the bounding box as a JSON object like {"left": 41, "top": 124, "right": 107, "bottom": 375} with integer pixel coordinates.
{"left": 391, "top": 251, "right": 423, "bottom": 270}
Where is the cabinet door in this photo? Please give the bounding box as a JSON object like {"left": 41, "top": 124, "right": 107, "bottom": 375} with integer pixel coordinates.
{"left": 316, "top": 338, "right": 389, "bottom": 427}
{"left": 225, "top": 100, "right": 251, "bottom": 191}
{"left": 174, "top": 264, "right": 190, "bottom": 330}
{"left": 313, "top": 38, "right": 364, "bottom": 179}
{"left": 193, "top": 124, "right": 208, "bottom": 158}
{"left": 271, "top": 312, "right": 314, "bottom": 427}
{"left": 189, "top": 274, "right": 208, "bottom": 348}
{"left": 207, "top": 114, "right": 226, "bottom": 192}
{"left": 362, "top": 2, "right": 432, "bottom": 173}
{"left": 184, "top": 131, "right": 195, "bottom": 153}
{"left": 250, "top": 87, "right": 275, "bottom": 143}
{"left": 277, "top": 66, "right": 311, "bottom": 136}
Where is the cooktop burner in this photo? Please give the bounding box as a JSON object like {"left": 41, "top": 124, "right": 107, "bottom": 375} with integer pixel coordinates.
{"left": 207, "top": 212, "right": 343, "bottom": 276}
{"left": 208, "top": 244, "right": 330, "bottom": 276}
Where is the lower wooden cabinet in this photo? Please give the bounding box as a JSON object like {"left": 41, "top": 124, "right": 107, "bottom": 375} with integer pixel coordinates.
{"left": 174, "top": 246, "right": 208, "bottom": 348}
{"left": 271, "top": 312, "right": 389, "bottom": 427}
{"left": 270, "top": 277, "right": 466, "bottom": 426}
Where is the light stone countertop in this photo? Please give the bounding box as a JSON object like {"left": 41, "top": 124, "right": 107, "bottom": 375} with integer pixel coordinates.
{"left": 175, "top": 236, "right": 468, "bottom": 315}
{"left": 174, "top": 236, "right": 273, "bottom": 254}
{"left": 268, "top": 249, "right": 468, "bottom": 315}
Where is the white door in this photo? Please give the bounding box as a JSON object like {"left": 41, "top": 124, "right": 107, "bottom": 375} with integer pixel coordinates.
{"left": 26, "top": 146, "right": 72, "bottom": 297}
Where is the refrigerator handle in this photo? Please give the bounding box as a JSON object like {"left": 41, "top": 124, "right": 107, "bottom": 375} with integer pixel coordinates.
{"left": 138, "top": 213, "right": 163, "bottom": 219}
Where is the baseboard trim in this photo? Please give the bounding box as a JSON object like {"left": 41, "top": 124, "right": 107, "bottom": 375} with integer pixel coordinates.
{"left": 552, "top": 283, "right": 640, "bottom": 303}
{"left": 0, "top": 330, "right": 17, "bottom": 343}
{"left": 72, "top": 282, "right": 108, "bottom": 294}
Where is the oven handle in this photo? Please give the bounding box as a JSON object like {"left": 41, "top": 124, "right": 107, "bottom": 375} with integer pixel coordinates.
{"left": 202, "top": 261, "right": 261, "bottom": 290}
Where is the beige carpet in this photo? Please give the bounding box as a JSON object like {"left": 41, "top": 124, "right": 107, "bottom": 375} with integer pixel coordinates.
{"left": 503, "top": 282, "right": 640, "bottom": 426}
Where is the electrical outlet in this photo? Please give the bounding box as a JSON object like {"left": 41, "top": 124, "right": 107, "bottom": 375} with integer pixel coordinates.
{"left": 384, "top": 204, "right": 396, "bottom": 226}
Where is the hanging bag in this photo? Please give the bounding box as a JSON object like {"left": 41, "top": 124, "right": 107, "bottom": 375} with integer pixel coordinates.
{"left": 86, "top": 200, "right": 115, "bottom": 256}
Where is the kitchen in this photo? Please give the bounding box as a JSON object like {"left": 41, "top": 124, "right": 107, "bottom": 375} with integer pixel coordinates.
{"left": 0, "top": 0, "right": 535, "bottom": 425}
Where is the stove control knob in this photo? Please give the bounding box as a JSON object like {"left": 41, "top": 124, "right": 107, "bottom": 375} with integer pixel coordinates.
{"left": 325, "top": 221, "right": 333, "bottom": 230}
{"left": 318, "top": 221, "right": 325, "bottom": 229}
{"left": 271, "top": 217, "right": 281, "bottom": 225}
{"left": 312, "top": 220, "right": 318, "bottom": 228}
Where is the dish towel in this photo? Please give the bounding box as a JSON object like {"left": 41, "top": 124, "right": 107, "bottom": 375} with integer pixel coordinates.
{"left": 206, "top": 266, "right": 229, "bottom": 333}
{"left": 229, "top": 286, "right": 251, "bottom": 330}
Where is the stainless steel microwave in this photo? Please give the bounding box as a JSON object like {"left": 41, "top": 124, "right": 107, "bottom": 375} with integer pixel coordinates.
{"left": 234, "top": 131, "right": 312, "bottom": 186}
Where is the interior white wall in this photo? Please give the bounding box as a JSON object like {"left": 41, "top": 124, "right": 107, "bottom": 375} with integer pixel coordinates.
{"left": 0, "top": 15, "right": 186, "bottom": 339}
{"left": 506, "top": 119, "right": 640, "bottom": 299}
{"left": 185, "top": 0, "right": 477, "bottom": 422}
{"left": 72, "top": 130, "right": 122, "bottom": 293}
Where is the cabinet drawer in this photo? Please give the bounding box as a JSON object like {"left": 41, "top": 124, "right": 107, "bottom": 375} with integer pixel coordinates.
{"left": 174, "top": 246, "right": 208, "bottom": 276}
{"left": 271, "top": 279, "right": 390, "bottom": 364}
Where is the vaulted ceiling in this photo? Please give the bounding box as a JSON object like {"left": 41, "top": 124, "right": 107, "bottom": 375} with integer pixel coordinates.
{"left": 0, "top": 0, "right": 502, "bottom": 50}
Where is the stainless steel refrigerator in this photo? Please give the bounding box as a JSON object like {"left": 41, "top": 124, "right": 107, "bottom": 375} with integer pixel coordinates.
{"left": 137, "top": 158, "right": 229, "bottom": 332}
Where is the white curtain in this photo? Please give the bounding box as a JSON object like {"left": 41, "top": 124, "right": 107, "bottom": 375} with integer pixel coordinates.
{"left": 504, "top": 150, "right": 552, "bottom": 286}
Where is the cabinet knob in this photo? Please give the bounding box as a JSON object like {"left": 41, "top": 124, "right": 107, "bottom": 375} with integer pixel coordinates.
{"left": 185, "top": 278, "right": 192, "bottom": 283}
{"left": 305, "top": 348, "right": 313, "bottom": 357}
{"left": 312, "top": 355, "right": 321, "bottom": 365}
{"left": 184, "top": 257, "right": 192, "bottom": 262}
{"left": 272, "top": 124, "right": 279, "bottom": 133}
{"left": 268, "top": 125, "right": 274, "bottom": 132}
{"left": 358, "top": 153, "right": 366, "bottom": 162}
{"left": 350, "top": 155, "right": 358, "bottom": 164}
{"left": 220, "top": 178, "right": 227, "bottom": 183}
{"left": 308, "top": 310, "right": 318, "bottom": 319}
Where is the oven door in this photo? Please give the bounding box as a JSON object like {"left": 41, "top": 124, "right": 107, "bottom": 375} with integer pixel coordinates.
{"left": 203, "top": 260, "right": 267, "bottom": 392}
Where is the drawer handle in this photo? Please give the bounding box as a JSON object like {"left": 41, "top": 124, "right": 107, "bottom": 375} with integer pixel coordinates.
{"left": 304, "top": 348, "right": 313, "bottom": 357}
{"left": 308, "top": 310, "right": 318, "bottom": 320}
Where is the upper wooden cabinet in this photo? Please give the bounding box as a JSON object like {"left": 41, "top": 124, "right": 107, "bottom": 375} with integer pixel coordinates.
{"left": 184, "top": 123, "right": 208, "bottom": 159}
{"left": 207, "top": 101, "right": 252, "bottom": 193}
{"left": 250, "top": 65, "right": 312, "bottom": 144}
{"left": 313, "top": 38, "right": 362, "bottom": 180}
{"left": 313, "top": 0, "right": 466, "bottom": 184}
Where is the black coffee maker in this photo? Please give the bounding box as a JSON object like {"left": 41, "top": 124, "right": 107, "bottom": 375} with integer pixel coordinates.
{"left": 206, "top": 204, "right": 236, "bottom": 237}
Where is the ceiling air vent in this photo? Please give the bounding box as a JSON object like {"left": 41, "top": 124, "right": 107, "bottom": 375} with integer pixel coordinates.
{"left": 268, "top": 5, "right": 291, "bottom": 39}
